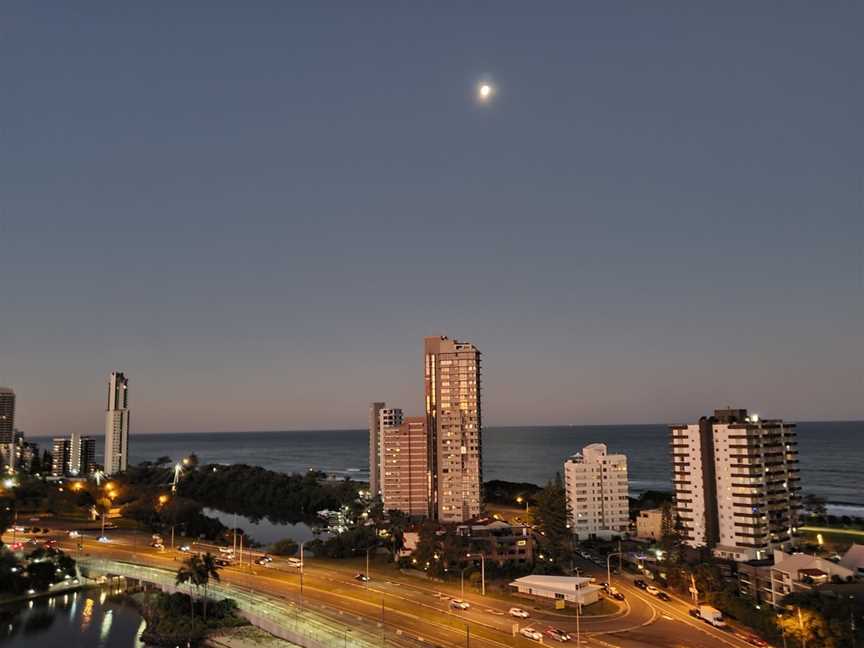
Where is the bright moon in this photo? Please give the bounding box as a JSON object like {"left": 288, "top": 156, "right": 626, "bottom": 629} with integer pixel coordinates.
{"left": 477, "top": 82, "right": 495, "bottom": 103}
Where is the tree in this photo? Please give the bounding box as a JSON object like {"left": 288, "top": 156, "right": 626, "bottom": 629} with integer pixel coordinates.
{"left": 803, "top": 493, "right": 828, "bottom": 521}
{"left": 198, "top": 552, "right": 221, "bottom": 620}
{"left": 175, "top": 554, "right": 200, "bottom": 622}
{"left": 534, "top": 474, "right": 572, "bottom": 570}
{"left": 659, "top": 502, "right": 682, "bottom": 565}
{"left": 271, "top": 538, "right": 298, "bottom": 556}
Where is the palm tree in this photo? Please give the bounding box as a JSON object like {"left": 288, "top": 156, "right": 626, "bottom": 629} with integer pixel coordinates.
{"left": 198, "top": 552, "right": 221, "bottom": 621}
{"left": 176, "top": 554, "right": 202, "bottom": 621}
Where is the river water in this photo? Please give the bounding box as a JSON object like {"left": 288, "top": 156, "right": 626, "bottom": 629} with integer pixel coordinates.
{"left": 0, "top": 588, "right": 145, "bottom": 648}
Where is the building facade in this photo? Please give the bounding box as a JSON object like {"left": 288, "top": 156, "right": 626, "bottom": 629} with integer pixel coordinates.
{"left": 424, "top": 336, "right": 482, "bottom": 522}
{"left": 52, "top": 437, "right": 70, "bottom": 477}
{"left": 0, "top": 387, "right": 15, "bottom": 470}
{"left": 672, "top": 408, "right": 801, "bottom": 562}
{"left": 104, "top": 371, "right": 130, "bottom": 475}
{"left": 564, "top": 443, "right": 630, "bottom": 540}
{"left": 635, "top": 508, "right": 664, "bottom": 541}
{"left": 380, "top": 415, "right": 429, "bottom": 517}
{"left": 457, "top": 518, "right": 534, "bottom": 566}
{"left": 368, "top": 402, "right": 386, "bottom": 497}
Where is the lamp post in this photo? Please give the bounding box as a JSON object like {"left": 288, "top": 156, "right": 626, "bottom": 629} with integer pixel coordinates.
{"left": 466, "top": 553, "right": 485, "bottom": 596}
{"left": 299, "top": 540, "right": 307, "bottom": 609}
{"left": 460, "top": 565, "right": 471, "bottom": 599}
{"left": 606, "top": 551, "right": 622, "bottom": 589}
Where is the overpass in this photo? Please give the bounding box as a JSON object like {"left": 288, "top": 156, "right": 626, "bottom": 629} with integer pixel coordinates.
{"left": 79, "top": 557, "right": 432, "bottom": 648}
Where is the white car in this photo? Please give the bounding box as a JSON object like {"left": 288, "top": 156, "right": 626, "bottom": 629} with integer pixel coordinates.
{"left": 218, "top": 547, "right": 234, "bottom": 554}
{"left": 178, "top": 545, "right": 191, "bottom": 552}
{"left": 68, "top": 530, "right": 80, "bottom": 538}
{"left": 519, "top": 627, "right": 543, "bottom": 641}
{"left": 646, "top": 585, "right": 660, "bottom": 596}
{"left": 450, "top": 599, "right": 470, "bottom": 610}
{"left": 509, "top": 607, "right": 530, "bottom": 618}
{"left": 97, "top": 535, "right": 110, "bottom": 543}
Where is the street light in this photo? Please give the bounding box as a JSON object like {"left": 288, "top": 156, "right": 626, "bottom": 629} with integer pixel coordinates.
{"left": 515, "top": 496, "right": 528, "bottom": 511}
{"left": 466, "top": 553, "right": 485, "bottom": 596}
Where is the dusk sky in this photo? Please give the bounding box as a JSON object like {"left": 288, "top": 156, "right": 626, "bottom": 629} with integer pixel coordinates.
{"left": 2, "top": 2, "right": 861, "bottom": 436}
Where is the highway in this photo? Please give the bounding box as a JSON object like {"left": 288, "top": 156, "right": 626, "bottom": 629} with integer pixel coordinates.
{"left": 5, "top": 524, "right": 770, "bottom": 648}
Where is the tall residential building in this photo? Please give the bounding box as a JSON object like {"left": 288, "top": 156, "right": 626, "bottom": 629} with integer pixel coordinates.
{"left": 52, "top": 437, "right": 70, "bottom": 477}
{"left": 671, "top": 408, "right": 801, "bottom": 562}
{"left": 368, "top": 402, "right": 386, "bottom": 497}
{"left": 424, "top": 335, "right": 482, "bottom": 523}
{"left": 380, "top": 415, "right": 429, "bottom": 517}
{"left": 69, "top": 433, "right": 97, "bottom": 476}
{"left": 104, "top": 372, "right": 130, "bottom": 475}
{"left": 564, "top": 443, "right": 630, "bottom": 540}
{"left": 0, "top": 388, "right": 16, "bottom": 470}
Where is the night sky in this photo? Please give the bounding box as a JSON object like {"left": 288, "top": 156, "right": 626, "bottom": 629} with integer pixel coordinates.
{"left": 2, "top": 2, "right": 862, "bottom": 435}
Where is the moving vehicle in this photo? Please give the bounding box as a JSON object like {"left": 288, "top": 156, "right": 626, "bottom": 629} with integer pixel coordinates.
{"left": 657, "top": 591, "right": 671, "bottom": 601}
{"left": 519, "top": 627, "right": 543, "bottom": 641}
{"left": 178, "top": 545, "right": 191, "bottom": 552}
{"left": 68, "top": 530, "right": 80, "bottom": 538}
{"left": 286, "top": 557, "right": 303, "bottom": 568}
{"left": 691, "top": 605, "right": 726, "bottom": 628}
{"left": 218, "top": 547, "right": 234, "bottom": 554}
{"left": 738, "top": 633, "right": 768, "bottom": 647}
{"left": 646, "top": 585, "right": 660, "bottom": 596}
{"left": 608, "top": 586, "right": 625, "bottom": 601}
{"left": 97, "top": 535, "right": 110, "bottom": 543}
{"left": 509, "top": 607, "right": 530, "bottom": 618}
{"left": 354, "top": 572, "right": 370, "bottom": 582}
{"left": 544, "top": 626, "right": 572, "bottom": 642}
{"left": 449, "top": 599, "right": 470, "bottom": 610}
{"left": 255, "top": 555, "right": 273, "bottom": 565}
{"left": 150, "top": 542, "right": 164, "bottom": 549}
{"left": 214, "top": 557, "right": 234, "bottom": 567}
{"left": 633, "top": 579, "right": 647, "bottom": 589}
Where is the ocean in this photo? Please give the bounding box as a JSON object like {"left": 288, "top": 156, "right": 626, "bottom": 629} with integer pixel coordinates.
{"left": 31, "top": 421, "right": 863, "bottom": 511}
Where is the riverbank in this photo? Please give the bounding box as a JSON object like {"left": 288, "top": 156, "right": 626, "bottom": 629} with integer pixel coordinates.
{"left": 207, "top": 625, "right": 300, "bottom": 648}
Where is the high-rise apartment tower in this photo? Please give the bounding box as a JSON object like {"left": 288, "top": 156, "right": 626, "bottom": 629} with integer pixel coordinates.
{"left": 424, "top": 336, "right": 482, "bottom": 522}
{"left": 564, "top": 443, "right": 630, "bottom": 540}
{"left": 104, "top": 372, "right": 130, "bottom": 475}
{"left": 368, "top": 402, "right": 386, "bottom": 497}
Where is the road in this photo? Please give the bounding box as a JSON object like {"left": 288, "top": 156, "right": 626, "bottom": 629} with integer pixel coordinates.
{"left": 5, "top": 524, "right": 769, "bottom": 648}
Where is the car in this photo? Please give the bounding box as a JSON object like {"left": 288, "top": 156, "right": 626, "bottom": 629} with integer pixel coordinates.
{"left": 633, "top": 579, "right": 647, "bottom": 589}
{"left": 519, "top": 627, "right": 543, "bottom": 641}
{"left": 217, "top": 547, "right": 234, "bottom": 554}
{"left": 255, "top": 556, "right": 270, "bottom": 565}
{"left": 10, "top": 542, "right": 23, "bottom": 551}
{"left": 509, "top": 607, "right": 530, "bottom": 618}
{"left": 178, "top": 545, "right": 191, "bottom": 552}
{"left": 543, "top": 626, "right": 572, "bottom": 642}
{"left": 97, "top": 535, "right": 110, "bottom": 543}
{"left": 44, "top": 540, "right": 57, "bottom": 548}
{"left": 354, "top": 572, "right": 370, "bottom": 582}
{"left": 68, "top": 530, "right": 80, "bottom": 538}
{"left": 646, "top": 585, "right": 660, "bottom": 596}
{"left": 599, "top": 581, "right": 610, "bottom": 591}
{"left": 657, "top": 591, "right": 671, "bottom": 601}
{"left": 740, "top": 634, "right": 768, "bottom": 647}
{"left": 689, "top": 608, "right": 700, "bottom": 618}
{"left": 150, "top": 542, "right": 164, "bottom": 549}
{"left": 449, "top": 599, "right": 470, "bottom": 610}
{"left": 608, "top": 586, "right": 625, "bottom": 601}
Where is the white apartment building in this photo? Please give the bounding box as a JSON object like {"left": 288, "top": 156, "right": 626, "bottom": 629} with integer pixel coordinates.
{"left": 104, "top": 371, "right": 130, "bottom": 475}
{"left": 672, "top": 408, "right": 801, "bottom": 562}
{"left": 564, "top": 443, "right": 629, "bottom": 540}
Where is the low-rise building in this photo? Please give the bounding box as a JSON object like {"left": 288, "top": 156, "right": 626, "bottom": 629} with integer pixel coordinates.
{"left": 839, "top": 544, "right": 864, "bottom": 577}
{"left": 769, "top": 550, "right": 855, "bottom": 607}
{"left": 635, "top": 508, "right": 663, "bottom": 541}
{"left": 456, "top": 518, "right": 533, "bottom": 566}
{"left": 509, "top": 575, "right": 601, "bottom": 606}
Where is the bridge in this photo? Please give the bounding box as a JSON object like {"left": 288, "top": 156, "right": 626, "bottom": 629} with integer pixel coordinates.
{"left": 79, "top": 557, "right": 431, "bottom": 648}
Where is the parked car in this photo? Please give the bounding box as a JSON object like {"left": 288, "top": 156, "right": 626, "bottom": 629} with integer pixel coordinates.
{"left": 543, "top": 626, "right": 572, "bottom": 642}
{"left": 646, "top": 585, "right": 660, "bottom": 596}
{"left": 519, "top": 627, "right": 543, "bottom": 641}
{"left": 509, "top": 607, "right": 530, "bottom": 618}
{"left": 633, "top": 579, "right": 647, "bottom": 589}
{"left": 449, "top": 599, "right": 470, "bottom": 610}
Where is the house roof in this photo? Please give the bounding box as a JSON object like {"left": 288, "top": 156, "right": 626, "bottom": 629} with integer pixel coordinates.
{"left": 772, "top": 551, "right": 854, "bottom": 580}
{"left": 840, "top": 544, "right": 864, "bottom": 571}
{"left": 510, "top": 575, "right": 594, "bottom": 589}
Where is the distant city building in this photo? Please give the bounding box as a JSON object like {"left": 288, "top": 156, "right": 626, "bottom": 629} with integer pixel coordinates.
{"left": 69, "top": 433, "right": 97, "bottom": 476}
{"left": 52, "top": 437, "right": 70, "bottom": 477}
{"left": 368, "top": 402, "right": 386, "bottom": 496}
{"left": 671, "top": 408, "right": 801, "bottom": 562}
{"left": 564, "top": 443, "right": 630, "bottom": 540}
{"left": 635, "top": 508, "right": 663, "bottom": 541}
{"left": 424, "top": 335, "right": 482, "bottom": 523}
{"left": 104, "top": 371, "right": 130, "bottom": 475}
{"left": 0, "top": 387, "right": 15, "bottom": 470}
{"left": 380, "top": 414, "right": 428, "bottom": 517}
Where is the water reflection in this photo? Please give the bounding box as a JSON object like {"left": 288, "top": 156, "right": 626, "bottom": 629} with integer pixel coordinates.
{"left": 204, "top": 507, "right": 322, "bottom": 544}
{"left": 0, "top": 588, "right": 144, "bottom": 647}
